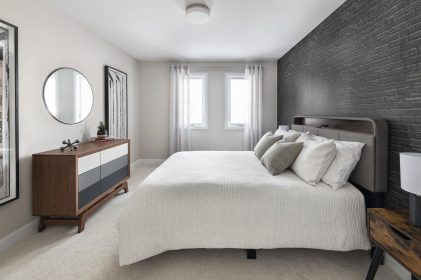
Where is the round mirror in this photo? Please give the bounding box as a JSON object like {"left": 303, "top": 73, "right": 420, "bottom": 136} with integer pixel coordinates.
{"left": 43, "top": 68, "right": 93, "bottom": 124}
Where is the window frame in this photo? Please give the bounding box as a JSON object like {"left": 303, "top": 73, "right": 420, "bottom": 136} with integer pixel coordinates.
{"left": 188, "top": 72, "right": 208, "bottom": 129}
{"left": 225, "top": 72, "right": 247, "bottom": 130}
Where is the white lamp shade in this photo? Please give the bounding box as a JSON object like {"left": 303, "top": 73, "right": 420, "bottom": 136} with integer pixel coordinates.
{"left": 400, "top": 153, "right": 421, "bottom": 195}
{"left": 278, "top": 125, "right": 290, "bottom": 131}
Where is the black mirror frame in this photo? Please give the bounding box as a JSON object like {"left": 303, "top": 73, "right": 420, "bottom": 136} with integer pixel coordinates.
{"left": 42, "top": 67, "right": 94, "bottom": 125}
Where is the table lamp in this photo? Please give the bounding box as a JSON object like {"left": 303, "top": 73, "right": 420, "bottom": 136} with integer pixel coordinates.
{"left": 278, "top": 125, "right": 290, "bottom": 131}
{"left": 400, "top": 152, "right": 421, "bottom": 227}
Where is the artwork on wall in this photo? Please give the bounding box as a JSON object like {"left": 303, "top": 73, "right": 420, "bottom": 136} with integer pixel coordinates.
{"left": 0, "top": 19, "right": 19, "bottom": 206}
{"left": 105, "top": 66, "right": 128, "bottom": 139}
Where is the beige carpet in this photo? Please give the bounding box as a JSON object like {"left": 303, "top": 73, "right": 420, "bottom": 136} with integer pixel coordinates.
{"left": 0, "top": 164, "right": 400, "bottom": 280}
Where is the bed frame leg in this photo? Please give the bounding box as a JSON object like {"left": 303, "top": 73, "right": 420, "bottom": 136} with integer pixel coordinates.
{"left": 246, "top": 249, "right": 256, "bottom": 259}
{"left": 370, "top": 246, "right": 384, "bottom": 265}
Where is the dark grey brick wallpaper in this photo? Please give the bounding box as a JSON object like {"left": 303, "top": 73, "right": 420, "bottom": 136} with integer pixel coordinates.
{"left": 277, "top": 0, "right": 421, "bottom": 208}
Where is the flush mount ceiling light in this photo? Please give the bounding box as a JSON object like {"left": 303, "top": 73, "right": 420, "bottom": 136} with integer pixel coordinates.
{"left": 186, "top": 3, "right": 210, "bottom": 24}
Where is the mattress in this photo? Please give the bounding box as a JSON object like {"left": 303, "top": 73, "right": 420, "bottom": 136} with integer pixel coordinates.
{"left": 117, "top": 151, "right": 370, "bottom": 265}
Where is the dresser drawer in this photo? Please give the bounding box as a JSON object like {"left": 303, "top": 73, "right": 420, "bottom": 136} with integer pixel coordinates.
{"left": 100, "top": 154, "right": 129, "bottom": 193}
{"left": 369, "top": 214, "right": 421, "bottom": 272}
{"left": 100, "top": 143, "right": 128, "bottom": 165}
{"left": 78, "top": 152, "right": 101, "bottom": 175}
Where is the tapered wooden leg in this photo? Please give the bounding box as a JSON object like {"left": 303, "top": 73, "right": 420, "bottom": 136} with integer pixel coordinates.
{"left": 38, "top": 217, "right": 47, "bottom": 232}
{"left": 247, "top": 249, "right": 256, "bottom": 259}
{"left": 366, "top": 247, "right": 384, "bottom": 280}
{"left": 124, "top": 185, "right": 129, "bottom": 193}
{"left": 78, "top": 214, "right": 87, "bottom": 233}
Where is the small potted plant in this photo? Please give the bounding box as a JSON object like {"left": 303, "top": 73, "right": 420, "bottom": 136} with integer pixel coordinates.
{"left": 97, "top": 121, "right": 108, "bottom": 139}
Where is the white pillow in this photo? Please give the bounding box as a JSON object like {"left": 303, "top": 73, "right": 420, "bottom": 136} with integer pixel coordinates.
{"left": 295, "top": 132, "right": 312, "bottom": 142}
{"left": 274, "top": 129, "right": 301, "bottom": 142}
{"left": 322, "top": 141, "right": 365, "bottom": 190}
{"left": 291, "top": 140, "right": 337, "bottom": 185}
{"left": 311, "top": 134, "right": 329, "bottom": 142}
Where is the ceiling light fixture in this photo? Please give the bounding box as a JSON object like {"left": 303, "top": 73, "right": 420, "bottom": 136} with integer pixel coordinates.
{"left": 186, "top": 3, "right": 210, "bottom": 24}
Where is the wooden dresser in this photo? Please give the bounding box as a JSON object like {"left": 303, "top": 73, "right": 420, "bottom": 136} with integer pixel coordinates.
{"left": 366, "top": 208, "right": 421, "bottom": 280}
{"left": 32, "top": 139, "right": 130, "bottom": 233}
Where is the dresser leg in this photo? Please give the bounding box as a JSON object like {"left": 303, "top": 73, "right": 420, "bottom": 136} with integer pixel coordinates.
{"left": 38, "top": 217, "right": 47, "bottom": 232}
{"left": 124, "top": 185, "right": 129, "bottom": 193}
{"left": 365, "top": 247, "right": 384, "bottom": 280}
{"left": 78, "top": 214, "right": 87, "bottom": 233}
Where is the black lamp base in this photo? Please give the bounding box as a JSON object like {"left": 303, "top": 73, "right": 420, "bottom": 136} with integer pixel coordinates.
{"left": 410, "top": 193, "right": 421, "bottom": 227}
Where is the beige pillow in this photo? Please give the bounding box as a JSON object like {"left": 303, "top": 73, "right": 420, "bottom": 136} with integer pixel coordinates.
{"left": 261, "top": 142, "right": 304, "bottom": 175}
{"left": 254, "top": 132, "right": 283, "bottom": 159}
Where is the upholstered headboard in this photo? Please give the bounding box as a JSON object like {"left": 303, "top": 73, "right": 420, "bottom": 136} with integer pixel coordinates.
{"left": 291, "top": 116, "right": 388, "bottom": 193}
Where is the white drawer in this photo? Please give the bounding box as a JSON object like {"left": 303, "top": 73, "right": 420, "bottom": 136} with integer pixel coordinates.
{"left": 78, "top": 152, "right": 101, "bottom": 175}
{"left": 100, "top": 143, "right": 128, "bottom": 165}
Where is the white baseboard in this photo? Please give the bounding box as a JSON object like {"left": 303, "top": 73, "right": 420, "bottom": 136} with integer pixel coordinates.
{"left": 130, "top": 159, "right": 142, "bottom": 169}
{"left": 133, "top": 159, "right": 165, "bottom": 166}
{"left": 0, "top": 218, "right": 38, "bottom": 253}
{"left": 385, "top": 254, "right": 410, "bottom": 280}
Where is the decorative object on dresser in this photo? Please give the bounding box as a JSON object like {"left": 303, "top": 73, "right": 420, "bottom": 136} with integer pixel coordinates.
{"left": 400, "top": 153, "right": 421, "bottom": 227}
{"left": 0, "top": 19, "right": 19, "bottom": 206}
{"left": 105, "top": 66, "right": 128, "bottom": 139}
{"left": 97, "top": 121, "right": 108, "bottom": 139}
{"left": 43, "top": 68, "right": 93, "bottom": 124}
{"left": 32, "top": 139, "right": 130, "bottom": 233}
{"left": 60, "top": 139, "right": 79, "bottom": 151}
{"left": 366, "top": 208, "right": 421, "bottom": 280}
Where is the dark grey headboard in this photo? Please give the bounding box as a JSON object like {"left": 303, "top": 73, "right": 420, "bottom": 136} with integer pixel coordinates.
{"left": 291, "top": 116, "right": 388, "bottom": 193}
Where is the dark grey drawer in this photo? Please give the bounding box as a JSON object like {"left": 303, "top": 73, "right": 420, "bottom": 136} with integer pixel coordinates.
{"left": 100, "top": 155, "right": 129, "bottom": 193}
{"left": 78, "top": 182, "right": 101, "bottom": 209}
{"left": 78, "top": 166, "right": 101, "bottom": 209}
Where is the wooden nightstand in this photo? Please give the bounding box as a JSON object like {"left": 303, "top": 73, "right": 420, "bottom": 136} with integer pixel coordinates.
{"left": 366, "top": 208, "right": 421, "bottom": 280}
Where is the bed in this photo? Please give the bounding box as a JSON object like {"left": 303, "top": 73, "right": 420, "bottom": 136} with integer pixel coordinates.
{"left": 117, "top": 116, "right": 388, "bottom": 266}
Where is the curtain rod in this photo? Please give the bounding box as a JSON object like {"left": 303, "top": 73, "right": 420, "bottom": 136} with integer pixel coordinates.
{"left": 189, "top": 65, "right": 263, "bottom": 70}
{"left": 170, "top": 64, "right": 263, "bottom": 70}
{"left": 190, "top": 66, "right": 244, "bottom": 70}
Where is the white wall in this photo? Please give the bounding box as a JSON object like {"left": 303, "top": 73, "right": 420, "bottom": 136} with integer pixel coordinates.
{"left": 0, "top": 0, "right": 141, "bottom": 239}
{"left": 139, "top": 61, "right": 277, "bottom": 159}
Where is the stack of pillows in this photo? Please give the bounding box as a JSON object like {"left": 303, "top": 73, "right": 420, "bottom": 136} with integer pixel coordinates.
{"left": 254, "top": 128, "right": 365, "bottom": 190}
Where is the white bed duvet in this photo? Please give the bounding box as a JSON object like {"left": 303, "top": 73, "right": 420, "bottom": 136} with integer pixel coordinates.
{"left": 117, "top": 151, "right": 370, "bottom": 265}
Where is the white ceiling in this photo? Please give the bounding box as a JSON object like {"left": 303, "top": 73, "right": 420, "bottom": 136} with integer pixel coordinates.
{"left": 49, "top": 0, "right": 346, "bottom": 61}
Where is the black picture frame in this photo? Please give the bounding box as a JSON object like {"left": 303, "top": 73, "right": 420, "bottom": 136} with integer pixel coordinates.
{"left": 104, "top": 65, "right": 128, "bottom": 139}
{"left": 0, "top": 19, "right": 19, "bottom": 207}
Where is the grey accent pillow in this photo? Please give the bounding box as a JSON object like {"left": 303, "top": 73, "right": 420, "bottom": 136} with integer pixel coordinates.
{"left": 261, "top": 142, "right": 304, "bottom": 175}
{"left": 274, "top": 129, "right": 302, "bottom": 142}
{"left": 254, "top": 132, "right": 283, "bottom": 160}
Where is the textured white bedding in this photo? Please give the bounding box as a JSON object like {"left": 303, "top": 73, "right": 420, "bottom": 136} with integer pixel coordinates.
{"left": 117, "top": 151, "right": 370, "bottom": 265}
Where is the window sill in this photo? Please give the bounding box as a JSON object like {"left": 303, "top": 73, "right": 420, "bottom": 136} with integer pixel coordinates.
{"left": 225, "top": 125, "right": 245, "bottom": 130}
{"left": 189, "top": 126, "right": 208, "bottom": 130}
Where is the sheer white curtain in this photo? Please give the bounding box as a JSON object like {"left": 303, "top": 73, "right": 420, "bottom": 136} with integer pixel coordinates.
{"left": 243, "top": 64, "right": 263, "bottom": 151}
{"left": 169, "top": 65, "right": 191, "bottom": 155}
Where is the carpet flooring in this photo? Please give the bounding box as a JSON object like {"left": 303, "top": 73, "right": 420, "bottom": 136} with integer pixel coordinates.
{"left": 0, "top": 163, "right": 400, "bottom": 280}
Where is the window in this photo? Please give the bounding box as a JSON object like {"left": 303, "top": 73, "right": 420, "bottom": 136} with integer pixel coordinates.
{"left": 225, "top": 73, "right": 248, "bottom": 129}
{"left": 188, "top": 73, "right": 207, "bottom": 128}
